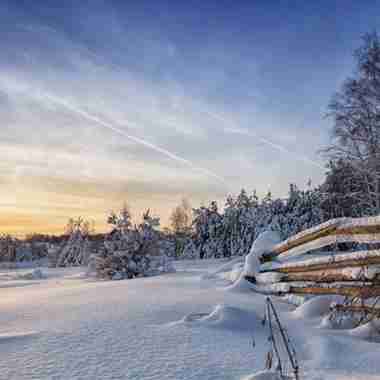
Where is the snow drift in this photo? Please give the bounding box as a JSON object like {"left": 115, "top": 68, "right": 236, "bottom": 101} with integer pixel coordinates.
{"left": 242, "top": 371, "right": 282, "bottom": 380}
{"left": 293, "top": 295, "right": 343, "bottom": 319}
{"left": 244, "top": 230, "right": 282, "bottom": 277}
{"left": 349, "top": 320, "right": 380, "bottom": 342}
{"left": 176, "top": 304, "right": 261, "bottom": 332}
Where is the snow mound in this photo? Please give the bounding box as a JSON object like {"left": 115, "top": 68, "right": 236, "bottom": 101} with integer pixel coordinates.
{"left": 349, "top": 320, "right": 380, "bottom": 342}
{"left": 229, "top": 261, "right": 245, "bottom": 282}
{"left": 282, "top": 294, "right": 309, "bottom": 306}
{"left": 224, "top": 273, "right": 256, "bottom": 293}
{"left": 0, "top": 259, "right": 47, "bottom": 270}
{"left": 242, "top": 370, "right": 282, "bottom": 380}
{"left": 201, "top": 257, "right": 243, "bottom": 280}
{"left": 293, "top": 296, "right": 342, "bottom": 319}
{"left": 178, "top": 304, "right": 260, "bottom": 331}
{"left": 244, "top": 231, "right": 281, "bottom": 277}
{"left": 0, "top": 268, "right": 45, "bottom": 282}
{"left": 154, "top": 255, "right": 176, "bottom": 274}
{"left": 320, "top": 313, "right": 357, "bottom": 330}
{"left": 182, "top": 313, "right": 210, "bottom": 322}
{"left": 111, "top": 272, "right": 124, "bottom": 280}
{"left": 0, "top": 331, "right": 39, "bottom": 342}
{"left": 17, "top": 268, "right": 45, "bottom": 280}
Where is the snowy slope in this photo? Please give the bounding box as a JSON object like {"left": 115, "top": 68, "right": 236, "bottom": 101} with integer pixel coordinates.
{"left": 0, "top": 261, "right": 380, "bottom": 379}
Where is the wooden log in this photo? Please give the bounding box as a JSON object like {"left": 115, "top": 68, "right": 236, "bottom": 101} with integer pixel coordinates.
{"left": 265, "top": 232, "right": 380, "bottom": 263}
{"left": 281, "top": 267, "right": 380, "bottom": 283}
{"left": 272, "top": 227, "right": 338, "bottom": 255}
{"left": 248, "top": 280, "right": 380, "bottom": 298}
{"left": 337, "top": 225, "right": 380, "bottom": 235}
{"left": 262, "top": 220, "right": 340, "bottom": 261}
{"left": 333, "top": 304, "right": 380, "bottom": 316}
{"left": 289, "top": 284, "right": 380, "bottom": 298}
{"left": 263, "top": 216, "right": 380, "bottom": 262}
{"left": 260, "top": 250, "right": 380, "bottom": 274}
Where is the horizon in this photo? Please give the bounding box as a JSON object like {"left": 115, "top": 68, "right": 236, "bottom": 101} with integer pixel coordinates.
{"left": 1, "top": 1, "right": 379, "bottom": 235}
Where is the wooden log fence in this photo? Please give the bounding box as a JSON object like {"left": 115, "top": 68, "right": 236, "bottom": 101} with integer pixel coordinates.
{"left": 245, "top": 216, "right": 380, "bottom": 300}
{"left": 261, "top": 216, "right": 380, "bottom": 263}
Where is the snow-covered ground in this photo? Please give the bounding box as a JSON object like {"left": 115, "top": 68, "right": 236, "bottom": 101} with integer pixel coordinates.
{"left": 1, "top": 260, "right": 380, "bottom": 380}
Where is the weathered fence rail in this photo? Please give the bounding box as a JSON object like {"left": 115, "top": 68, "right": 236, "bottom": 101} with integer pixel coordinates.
{"left": 246, "top": 216, "right": 380, "bottom": 299}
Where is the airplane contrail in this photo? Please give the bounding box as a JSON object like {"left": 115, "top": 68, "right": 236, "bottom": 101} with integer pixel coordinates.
{"left": 38, "top": 92, "right": 227, "bottom": 185}
{"left": 225, "top": 127, "right": 325, "bottom": 170}
{"left": 198, "top": 108, "right": 325, "bottom": 171}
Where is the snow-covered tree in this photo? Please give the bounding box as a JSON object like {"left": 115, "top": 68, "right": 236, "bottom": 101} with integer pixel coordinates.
{"left": 55, "top": 217, "right": 92, "bottom": 267}
{"left": 325, "top": 32, "right": 380, "bottom": 216}
{"left": 107, "top": 203, "right": 132, "bottom": 235}
{"left": 190, "top": 201, "right": 224, "bottom": 259}
{"left": 170, "top": 198, "right": 192, "bottom": 235}
{"left": 169, "top": 199, "right": 193, "bottom": 257}
{"left": 282, "top": 184, "right": 323, "bottom": 238}
{"left": 15, "top": 242, "right": 48, "bottom": 262}
{"left": 182, "top": 185, "right": 325, "bottom": 260}
{"left": 0, "top": 235, "right": 18, "bottom": 262}
{"left": 91, "top": 208, "right": 171, "bottom": 280}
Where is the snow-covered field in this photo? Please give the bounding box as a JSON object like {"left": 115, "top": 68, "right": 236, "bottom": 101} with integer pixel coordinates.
{"left": 1, "top": 259, "right": 380, "bottom": 380}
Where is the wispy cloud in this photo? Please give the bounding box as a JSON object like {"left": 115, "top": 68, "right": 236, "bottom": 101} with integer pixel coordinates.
{"left": 39, "top": 91, "right": 227, "bottom": 185}
{"left": 224, "top": 127, "right": 325, "bottom": 171}
{"left": 197, "top": 107, "right": 325, "bottom": 171}
{"left": 0, "top": 0, "right": 347, "bottom": 233}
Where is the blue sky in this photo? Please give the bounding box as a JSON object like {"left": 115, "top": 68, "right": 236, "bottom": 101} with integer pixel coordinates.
{"left": 1, "top": 0, "right": 379, "bottom": 233}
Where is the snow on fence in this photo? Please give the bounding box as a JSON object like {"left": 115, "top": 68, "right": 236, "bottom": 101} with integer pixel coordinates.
{"left": 245, "top": 216, "right": 380, "bottom": 300}
{"left": 261, "top": 216, "right": 380, "bottom": 262}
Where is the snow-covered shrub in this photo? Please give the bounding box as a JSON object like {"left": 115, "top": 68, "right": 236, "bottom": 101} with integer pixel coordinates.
{"left": 56, "top": 230, "right": 91, "bottom": 267}
{"left": 55, "top": 218, "right": 92, "bottom": 267}
{"left": 0, "top": 237, "right": 47, "bottom": 265}
{"left": 157, "top": 234, "right": 177, "bottom": 258}
{"left": 182, "top": 240, "right": 199, "bottom": 259}
{"left": 47, "top": 244, "right": 60, "bottom": 267}
{"left": 91, "top": 208, "right": 171, "bottom": 280}
{"left": 0, "top": 235, "right": 18, "bottom": 262}
{"left": 17, "top": 268, "right": 45, "bottom": 280}
{"left": 92, "top": 243, "right": 151, "bottom": 280}
{"left": 15, "top": 242, "right": 48, "bottom": 262}
{"left": 149, "top": 254, "right": 176, "bottom": 274}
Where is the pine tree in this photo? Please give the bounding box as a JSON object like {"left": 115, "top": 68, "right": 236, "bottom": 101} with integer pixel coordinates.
{"left": 56, "top": 217, "right": 91, "bottom": 267}
{"left": 91, "top": 208, "right": 172, "bottom": 279}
